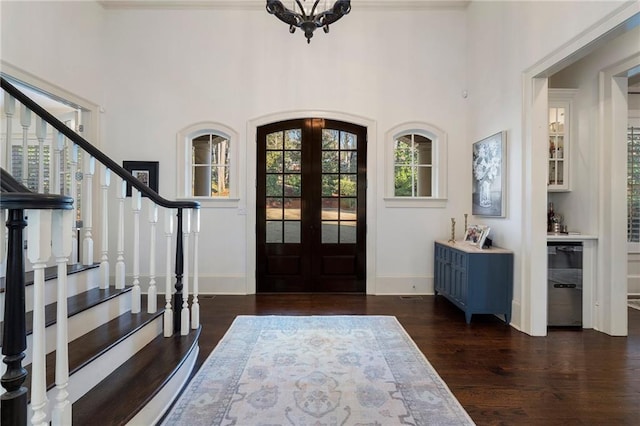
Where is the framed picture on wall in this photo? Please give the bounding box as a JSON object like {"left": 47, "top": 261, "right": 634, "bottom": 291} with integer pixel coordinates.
{"left": 123, "top": 161, "right": 159, "bottom": 197}
{"left": 472, "top": 131, "right": 507, "bottom": 217}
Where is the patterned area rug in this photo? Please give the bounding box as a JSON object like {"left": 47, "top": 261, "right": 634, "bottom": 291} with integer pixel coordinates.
{"left": 162, "top": 316, "right": 474, "bottom": 426}
{"left": 629, "top": 299, "right": 640, "bottom": 311}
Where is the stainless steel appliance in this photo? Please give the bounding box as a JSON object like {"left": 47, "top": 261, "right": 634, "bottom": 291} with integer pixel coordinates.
{"left": 548, "top": 242, "right": 583, "bottom": 327}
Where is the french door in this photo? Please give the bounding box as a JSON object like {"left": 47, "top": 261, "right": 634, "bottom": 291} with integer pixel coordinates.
{"left": 256, "top": 118, "right": 367, "bottom": 293}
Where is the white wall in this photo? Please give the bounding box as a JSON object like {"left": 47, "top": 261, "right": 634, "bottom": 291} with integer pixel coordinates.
{"left": 0, "top": 1, "right": 106, "bottom": 106}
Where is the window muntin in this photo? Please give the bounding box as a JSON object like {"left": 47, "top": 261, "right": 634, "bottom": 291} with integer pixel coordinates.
{"left": 393, "top": 133, "right": 433, "bottom": 197}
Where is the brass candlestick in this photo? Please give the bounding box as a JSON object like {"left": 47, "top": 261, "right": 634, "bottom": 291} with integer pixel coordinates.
{"left": 449, "top": 218, "right": 456, "bottom": 243}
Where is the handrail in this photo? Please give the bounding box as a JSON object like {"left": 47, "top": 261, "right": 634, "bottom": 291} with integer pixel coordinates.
{"left": 1, "top": 168, "right": 74, "bottom": 210}
{"left": 1, "top": 76, "right": 199, "bottom": 211}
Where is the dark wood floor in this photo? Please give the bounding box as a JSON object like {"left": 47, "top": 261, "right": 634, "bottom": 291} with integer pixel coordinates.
{"left": 195, "top": 294, "right": 640, "bottom": 426}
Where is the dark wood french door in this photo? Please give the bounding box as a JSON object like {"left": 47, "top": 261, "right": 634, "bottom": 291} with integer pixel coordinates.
{"left": 256, "top": 118, "right": 366, "bottom": 293}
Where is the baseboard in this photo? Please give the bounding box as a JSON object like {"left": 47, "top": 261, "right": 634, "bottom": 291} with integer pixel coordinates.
{"left": 373, "top": 276, "right": 433, "bottom": 295}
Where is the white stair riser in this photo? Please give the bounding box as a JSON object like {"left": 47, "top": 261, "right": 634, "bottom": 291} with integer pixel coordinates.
{"left": 0, "top": 268, "right": 100, "bottom": 319}
{"left": 129, "top": 344, "right": 199, "bottom": 426}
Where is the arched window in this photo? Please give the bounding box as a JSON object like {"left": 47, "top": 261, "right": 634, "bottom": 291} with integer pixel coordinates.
{"left": 385, "top": 122, "right": 447, "bottom": 207}
{"left": 177, "top": 122, "right": 239, "bottom": 204}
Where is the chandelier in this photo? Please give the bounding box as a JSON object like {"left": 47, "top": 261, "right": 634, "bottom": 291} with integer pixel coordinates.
{"left": 266, "top": 0, "right": 351, "bottom": 44}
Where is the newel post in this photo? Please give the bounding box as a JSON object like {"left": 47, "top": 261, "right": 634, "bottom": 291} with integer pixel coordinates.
{"left": 1, "top": 209, "right": 28, "bottom": 426}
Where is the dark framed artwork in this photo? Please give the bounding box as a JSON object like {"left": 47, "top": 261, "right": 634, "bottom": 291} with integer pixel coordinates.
{"left": 123, "top": 161, "right": 159, "bottom": 197}
{"left": 472, "top": 131, "right": 506, "bottom": 217}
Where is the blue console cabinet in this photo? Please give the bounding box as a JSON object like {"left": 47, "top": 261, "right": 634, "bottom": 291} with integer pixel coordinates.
{"left": 434, "top": 240, "right": 513, "bottom": 324}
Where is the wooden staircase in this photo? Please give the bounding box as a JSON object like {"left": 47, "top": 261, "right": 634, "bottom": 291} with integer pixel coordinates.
{"left": 1, "top": 76, "right": 201, "bottom": 425}
{"left": 1, "top": 264, "right": 199, "bottom": 425}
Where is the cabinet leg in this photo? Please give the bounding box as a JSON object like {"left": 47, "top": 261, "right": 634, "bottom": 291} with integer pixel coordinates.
{"left": 504, "top": 313, "right": 510, "bottom": 324}
{"left": 465, "top": 312, "right": 472, "bottom": 323}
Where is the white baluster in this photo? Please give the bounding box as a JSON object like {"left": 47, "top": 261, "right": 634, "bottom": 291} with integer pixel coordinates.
{"left": 3, "top": 94, "right": 15, "bottom": 170}
{"left": 164, "top": 209, "right": 174, "bottom": 337}
{"left": 26, "top": 209, "right": 52, "bottom": 426}
{"left": 115, "top": 179, "right": 126, "bottom": 289}
{"left": 82, "top": 155, "right": 95, "bottom": 265}
{"left": 131, "top": 188, "right": 142, "bottom": 313}
{"left": 69, "top": 144, "right": 79, "bottom": 264}
{"left": 51, "top": 209, "right": 73, "bottom": 426}
{"left": 100, "top": 166, "right": 111, "bottom": 289}
{"left": 191, "top": 209, "right": 200, "bottom": 329}
{"left": 35, "top": 117, "right": 47, "bottom": 193}
{"left": 52, "top": 131, "right": 64, "bottom": 195}
{"left": 147, "top": 201, "right": 158, "bottom": 313}
{"left": 181, "top": 209, "right": 191, "bottom": 335}
{"left": 20, "top": 104, "right": 31, "bottom": 186}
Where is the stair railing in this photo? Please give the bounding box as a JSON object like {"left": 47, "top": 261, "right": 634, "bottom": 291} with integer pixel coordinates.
{"left": 1, "top": 169, "right": 74, "bottom": 426}
{"left": 1, "top": 77, "right": 201, "bottom": 425}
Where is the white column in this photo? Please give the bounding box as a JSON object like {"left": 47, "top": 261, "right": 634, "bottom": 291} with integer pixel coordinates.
{"left": 191, "top": 209, "right": 200, "bottom": 329}
{"left": 52, "top": 131, "right": 64, "bottom": 195}
{"left": 115, "top": 179, "right": 126, "bottom": 289}
{"left": 3, "top": 94, "right": 15, "bottom": 170}
{"left": 20, "top": 104, "right": 31, "bottom": 186}
{"left": 51, "top": 209, "right": 73, "bottom": 426}
{"left": 100, "top": 166, "right": 111, "bottom": 289}
{"left": 26, "top": 209, "right": 52, "bottom": 426}
{"left": 69, "top": 144, "right": 79, "bottom": 264}
{"left": 35, "top": 117, "right": 47, "bottom": 193}
{"left": 131, "top": 188, "right": 142, "bottom": 313}
{"left": 147, "top": 201, "right": 158, "bottom": 313}
{"left": 163, "top": 209, "right": 174, "bottom": 337}
{"left": 181, "top": 209, "right": 191, "bottom": 335}
{"left": 82, "top": 155, "right": 95, "bottom": 265}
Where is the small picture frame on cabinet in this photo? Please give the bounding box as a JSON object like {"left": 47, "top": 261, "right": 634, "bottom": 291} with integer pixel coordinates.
{"left": 463, "top": 225, "right": 484, "bottom": 245}
{"left": 478, "top": 227, "right": 491, "bottom": 249}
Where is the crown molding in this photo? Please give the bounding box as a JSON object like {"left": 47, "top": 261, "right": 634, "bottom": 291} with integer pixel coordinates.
{"left": 98, "top": 1, "right": 470, "bottom": 11}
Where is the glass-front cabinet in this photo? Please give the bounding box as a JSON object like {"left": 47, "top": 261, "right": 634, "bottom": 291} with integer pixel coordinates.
{"left": 548, "top": 89, "right": 577, "bottom": 192}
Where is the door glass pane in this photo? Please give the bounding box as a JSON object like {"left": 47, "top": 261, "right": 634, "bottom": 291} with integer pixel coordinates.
{"left": 266, "top": 151, "right": 283, "bottom": 172}
{"left": 340, "top": 175, "right": 357, "bottom": 197}
{"left": 340, "top": 152, "right": 357, "bottom": 173}
{"left": 284, "top": 221, "right": 301, "bottom": 243}
{"left": 267, "top": 131, "right": 283, "bottom": 149}
{"left": 322, "top": 198, "right": 339, "bottom": 220}
{"left": 322, "top": 175, "right": 339, "bottom": 196}
{"left": 322, "top": 221, "right": 339, "bottom": 243}
{"left": 266, "top": 174, "right": 283, "bottom": 196}
{"left": 266, "top": 197, "right": 283, "bottom": 220}
{"left": 266, "top": 221, "right": 283, "bottom": 243}
{"left": 340, "top": 198, "right": 356, "bottom": 220}
{"left": 322, "top": 129, "right": 339, "bottom": 149}
{"left": 284, "top": 198, "right": 301, "bottom": 219}
{"left": 340, "top": 132, "right": 357, "bottom": 149}
{"left": 285, "top": 129, "right": 302, "bottom": 149}
{"left": 322, "top": 152, "right": 339, "bottom": 173}
{"left": 339, "top": 222, "right": 356, "bottom": 243}
{"left": 284, "top": 174, "right": 301, "bottom": 196}
{"left": 284, "top": 151, "right": 301, "bottom": 172}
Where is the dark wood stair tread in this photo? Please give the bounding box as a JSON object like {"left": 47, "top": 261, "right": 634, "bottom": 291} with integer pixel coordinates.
{"left": 0, "top": 263, "right": 100, "bottom": 292}
{"left": 72, "top": 326, "right": 201, "bottom": 426}
{"left": 0, "top": 285, "right": 132, "bottom": 342}
{"left": 24, "top": 305, "right": 164, "bottom": 395}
